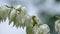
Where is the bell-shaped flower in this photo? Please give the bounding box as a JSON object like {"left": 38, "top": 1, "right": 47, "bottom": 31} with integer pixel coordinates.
{"left": 0, "top": 5, "right": 11, "bottom": 22}
{"left": 8, "top": 5, "right": 27, "bottom": 28}
{"left": 15, "top": 12, "right": 26, "bottom": 28}
{"left": 15, "top": 8, "right": 27, "bottom": 28}
{"left": 36, "top": 24, "right": 50, "bottom": 34}
{"left": 55, "top": 19, "right": 60, "bottom": 33}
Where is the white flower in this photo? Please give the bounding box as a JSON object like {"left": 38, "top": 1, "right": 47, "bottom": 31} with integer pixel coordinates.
{"left": 0, "top": 5, "right": 10, "bottom": 22}
{"left": 36, "top": 24, "right": 50, "bottom": 34}
{"left": 15, "top": 5, "right": 27, "bottom": 28}
{"left": 15, "top": 12, "right": 26, "bottom": 28}
{"left": 55, "top": 19, "right": 60, "bottom": 32}
{"left": 8, "top": 5, "right": 27, "bottom": 28}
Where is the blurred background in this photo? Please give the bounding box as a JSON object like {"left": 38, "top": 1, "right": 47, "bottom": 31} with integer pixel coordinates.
{"left": 0, "top": 0, "right": 60, "bottom": 34}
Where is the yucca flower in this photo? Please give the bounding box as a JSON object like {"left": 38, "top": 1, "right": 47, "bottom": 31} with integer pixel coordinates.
{"left": 55, "top": 19, "right": 60, "bottom": 34}
{"left": 8, "top": 5, "right": 27, "bottom": 28}
{"left": 36, "top": 24, "right": 50, "bottom": 34}
{"left": 0, "top": 5, "right": 51, "bottom": 34}
{"left": 0, "top": 5, "right": 11, "bottom": 22}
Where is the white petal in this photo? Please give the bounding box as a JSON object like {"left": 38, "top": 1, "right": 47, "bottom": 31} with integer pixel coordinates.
{"left": 16, "top": 5, "right": 22, "bottom": 11}
{"left": 0, "top": 5, "right": 10, "bottom": 22}
{"left": 8, "top": 9, "right": 16, "bottom": 25}
{"left": 15, "top": 14, "right": 22, "bottom": 28}
{"left": 21, "top": 7, "right": 27, "bottom": 16}
{"left": 8, "top": 5, "right": 27, "bottom": 28}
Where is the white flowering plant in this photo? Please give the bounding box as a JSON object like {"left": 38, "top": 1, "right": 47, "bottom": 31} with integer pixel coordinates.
{"left": 0, "top": 5, "right": 51, "bottom": 34}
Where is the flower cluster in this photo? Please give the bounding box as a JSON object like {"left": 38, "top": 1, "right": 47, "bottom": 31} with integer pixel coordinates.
{"left": 0, "top": 5, "right": 51, "bottom": 34}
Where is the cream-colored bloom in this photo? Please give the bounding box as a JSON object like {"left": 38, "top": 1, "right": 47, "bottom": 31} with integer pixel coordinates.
{"left": 15, "top": 12, "right": 26, "bottom": 28}
{"left": 8, "top": 5, "right": 27, "bottom": 28}
{"left": 55, "top": 19, "right": 60, "bottom": 32}
{"left": 36, "top": 24, "right": 50, "bottom": 34}
{"left": 0, "top": 5, "right": 10, "bottom": 22}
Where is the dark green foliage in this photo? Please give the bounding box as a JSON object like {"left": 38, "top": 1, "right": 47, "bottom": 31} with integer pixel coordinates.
{"left": 55, "top": 0, "right": 60, "bottom": 3}
{"left": 47, "top": 16, "right": 59, "bottom": 34}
